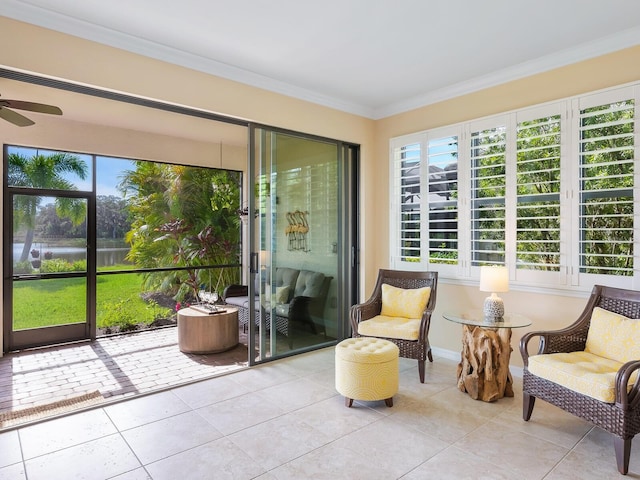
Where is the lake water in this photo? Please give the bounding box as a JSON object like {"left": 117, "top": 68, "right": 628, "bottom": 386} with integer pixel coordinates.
{"left": 13, "top": 244, "right": 132, "bottom": 266}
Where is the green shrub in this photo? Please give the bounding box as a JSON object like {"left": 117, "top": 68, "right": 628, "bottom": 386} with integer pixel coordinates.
{"left": 39, "top": 258, "right": 88, "bottom": 273}
{"left": 13, "top": 261, "right": 33, "bottom": 274}
{"left": 99, "top": 300, "right": 139, "bottom": 331}
{"left": 39, "top": 258, "right": 73, "bottom": 273}
{"left": 71, "top": 260, "right": 87, "bottom": 271}
{"left": 98, "top": 298, "right": 173, "bottom": 332}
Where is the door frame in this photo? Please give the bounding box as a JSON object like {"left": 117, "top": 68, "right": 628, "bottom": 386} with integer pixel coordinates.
{"left": 3, "top": 185, "right": 96, "bottom": 351}
{"left": 247, "top": 123, "right": 359, "bottom": 364}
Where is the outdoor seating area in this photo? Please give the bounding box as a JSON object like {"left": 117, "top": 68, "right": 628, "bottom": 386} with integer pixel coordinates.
{"left": 223, "top": 267, "right": 333, "bottom": 344}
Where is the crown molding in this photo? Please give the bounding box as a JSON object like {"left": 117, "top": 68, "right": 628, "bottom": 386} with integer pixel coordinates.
{"left": 372, "top": 26, "right": 640, "bottom": 119}
{"left": 0, "top": 2, "right": 376, "bottom": 118}
{"left": 2, "top": 1, "right": 639, "bottom": 121}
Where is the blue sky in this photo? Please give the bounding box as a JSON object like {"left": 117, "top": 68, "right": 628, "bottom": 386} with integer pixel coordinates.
{"left": 7, "top": 145, "right": 134, "bottom": 198}
{"left": 96, "top": 156, "right": 135, "bottom": 197}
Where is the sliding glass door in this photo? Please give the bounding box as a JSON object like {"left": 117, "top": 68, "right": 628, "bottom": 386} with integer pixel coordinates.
{"left": 248, "top": 126, "right": 358, "bottom": 362}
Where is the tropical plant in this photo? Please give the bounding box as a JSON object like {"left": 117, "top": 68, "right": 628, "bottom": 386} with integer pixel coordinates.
{"left": 120, "top": 162, "right": 241, "bottom": 301}
{"left": 8, "top": 151, "right": 88, "bottom": 262}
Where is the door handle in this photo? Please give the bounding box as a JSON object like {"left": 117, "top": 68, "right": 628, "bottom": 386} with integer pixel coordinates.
{"left": 250, "top": 252, "right": 259, "bottom": 274}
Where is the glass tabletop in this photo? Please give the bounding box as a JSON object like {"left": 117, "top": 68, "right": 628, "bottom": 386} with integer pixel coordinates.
{"left": 442, "top": 311, "right": 532, "bottom": 329}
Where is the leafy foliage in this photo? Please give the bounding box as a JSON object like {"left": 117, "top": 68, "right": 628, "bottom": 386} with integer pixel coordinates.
{"left": 9, "top": 151, "right": 88, "bottom": 262}
{"left": 579, "top": 100, "right": 634, "bottom": 275}
{"left": 515, "top": 115, "right": 561, "bottom": 271}
{"left": 120, "top": 162, "right": 242, "bottom": 301}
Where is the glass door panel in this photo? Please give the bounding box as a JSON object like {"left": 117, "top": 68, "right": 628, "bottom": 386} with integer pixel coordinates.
{"left": 250, "top": 128, "right": 346, "bottom": 362}
{"left": 6, "top": 194, "right": 89, "bottom": 350}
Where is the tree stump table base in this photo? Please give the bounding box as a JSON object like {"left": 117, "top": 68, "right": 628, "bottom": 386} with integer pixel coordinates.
{"left": 456, "top": 324, "right": 514, "bottom": 402}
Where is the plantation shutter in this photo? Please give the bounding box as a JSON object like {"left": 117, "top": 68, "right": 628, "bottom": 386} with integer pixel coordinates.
{"left": 426, "top": 134, "right": 459, "bottom": 267}
{"left": 578, "top": 94, "right": 635, "bottom": 277}
{"left": 470, "top": 123, "right": 506, "bottom": 266}
{"left": 390, "top": 136, "right": 423, "bottom": 265}
{"left": 515, "top": 113, "right": 562, "bottom": 272}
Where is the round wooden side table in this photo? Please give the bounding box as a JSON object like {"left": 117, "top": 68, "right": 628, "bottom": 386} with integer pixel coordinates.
{"left": 177, "top": 306, "right": 239, "bottom": 354}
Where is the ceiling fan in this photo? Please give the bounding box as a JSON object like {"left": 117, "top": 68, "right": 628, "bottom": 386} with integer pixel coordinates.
{"left": 0, "top": 94, "right": 62, "bottom": 127}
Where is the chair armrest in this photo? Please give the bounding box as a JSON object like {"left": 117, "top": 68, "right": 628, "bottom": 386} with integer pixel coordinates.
{"left": 616, "top": 360, "right": 640, "bottom": 409}
{"left": 222, "top": 284, "right": 248, "bottom": 300}
{"left": 519, "top": 328, "right": 588, "bottom": 366}
{"left": 349, "top": 298, "right": 381, "bottom": 333}
{"left": 289, "top": 296, "right": 313, "bottom": 321}
{"left": 419, "top": 310, "right": 433, "bottom": 338}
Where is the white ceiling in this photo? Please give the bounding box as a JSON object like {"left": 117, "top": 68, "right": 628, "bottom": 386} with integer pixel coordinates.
{"left": 2, "top": 0, "right": 640, "bottom": 119}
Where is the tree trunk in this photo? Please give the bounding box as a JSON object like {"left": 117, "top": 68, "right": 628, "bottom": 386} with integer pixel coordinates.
{"left": 19, "top": 228, "right": 35, "bottom": 263}
{"left": 456, "top": 325, "right": 514, "bottom": 402}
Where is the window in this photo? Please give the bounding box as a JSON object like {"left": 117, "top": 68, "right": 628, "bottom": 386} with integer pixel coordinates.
{"left": 578, "top": 98, "right": 634, "bottom": 277}
{"left": 391, "top": 137, "right": 423, "bottom": 263}
{"left": 516, "top": 112, "right": 562, "bottom": 272}
{"left": 470, "top": 123, "right": 506, "bottom": 266}
{"left": 427, "top": 135, "right": 459, "bottom": 266}
{"left": 390, "top": 84, "right": 638, "bottom": 291}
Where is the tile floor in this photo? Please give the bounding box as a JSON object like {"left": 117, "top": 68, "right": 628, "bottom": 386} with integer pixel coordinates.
{"left": 1, "top": 347, "right": 639, "bottom": 479}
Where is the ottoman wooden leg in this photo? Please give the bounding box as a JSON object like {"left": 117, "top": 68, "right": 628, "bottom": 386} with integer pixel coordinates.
{"left": 385, "top": 398, "right": 393, "bottom": 407}
{"left": 345, "top": 397, "right": 353, "bottom": 408}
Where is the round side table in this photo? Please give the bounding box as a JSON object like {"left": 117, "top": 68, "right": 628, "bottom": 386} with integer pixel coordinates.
{"left": 177, "top": 307, "right": 239, "bottom": 354}
{"left": 443, "top": 312, "right": 531, "bottom": 402}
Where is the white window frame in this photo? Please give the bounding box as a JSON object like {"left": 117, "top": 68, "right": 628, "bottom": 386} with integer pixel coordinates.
{"left": 390, "top": 82, "right": 639, "bottom": 292}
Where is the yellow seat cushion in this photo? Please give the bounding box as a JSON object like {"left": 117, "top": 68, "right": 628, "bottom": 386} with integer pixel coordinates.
{"left": 585, "top": 307, "right": 640, "bottom": 364}
{"left": 380, "top": 284, "right": 430, "bottom": 319}
{"left": 528, "top": 351, "right": 637, "bottom": 403}
{"left": 357, "top": 315, "right": 420, "bottom": 341}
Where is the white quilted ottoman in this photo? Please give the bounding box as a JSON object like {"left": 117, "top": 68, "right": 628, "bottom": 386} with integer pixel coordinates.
{"left": 335, "top": 337, "right": 399, "bottom": 407}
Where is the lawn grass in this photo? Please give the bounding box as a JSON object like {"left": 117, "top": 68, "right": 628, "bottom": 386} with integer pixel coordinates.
{"left": 12, "top": 268, "right": 174, "bottom": 330}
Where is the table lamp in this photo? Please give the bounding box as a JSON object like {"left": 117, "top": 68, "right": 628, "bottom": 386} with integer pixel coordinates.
{"left": 479, "top": 265, "right": 509, "bottom": 320}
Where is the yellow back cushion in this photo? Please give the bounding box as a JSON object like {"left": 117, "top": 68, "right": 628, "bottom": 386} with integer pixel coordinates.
{"left": 380, "top": 283, "right": 431, "bottom": 319}
{"left": 585, "top": 307, "right": 640, "bottom": 364}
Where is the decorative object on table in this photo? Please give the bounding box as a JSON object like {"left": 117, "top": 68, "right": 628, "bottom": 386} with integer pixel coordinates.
{"left": 193, "top": 289, "right": 226, "bottom": 314}
{"left": 192, "top": 268, "right": 228, "bottom": 314}
{"left": 479, "top": 265, "right": 509, "bottom": 320}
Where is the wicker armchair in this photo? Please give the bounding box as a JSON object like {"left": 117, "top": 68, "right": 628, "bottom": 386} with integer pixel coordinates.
{"left": 520, "top": 285, "right": 640, "bottom": 475}
{"left": 350, "top": 269, "right": 438, "bottom": 383}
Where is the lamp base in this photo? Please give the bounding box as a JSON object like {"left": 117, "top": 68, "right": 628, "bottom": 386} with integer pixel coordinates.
{"left": 483, "top": 293, "right": 504, "bottom": 320}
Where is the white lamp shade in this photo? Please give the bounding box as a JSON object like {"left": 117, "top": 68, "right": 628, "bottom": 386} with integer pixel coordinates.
{"left": 479, "top": 266, "right": 509, "bottom": 293}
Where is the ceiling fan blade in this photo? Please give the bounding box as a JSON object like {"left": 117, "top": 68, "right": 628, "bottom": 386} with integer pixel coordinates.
{"left": 0, "top": 106, "right": 35, "bottom": 127}
{"left": 2, "top": 99, "right": 62, "bottom": 115}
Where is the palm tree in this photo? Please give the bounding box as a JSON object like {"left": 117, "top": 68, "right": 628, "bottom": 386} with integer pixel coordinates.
{"left": 9, "top": 152, "right": 89, "bottom": 262}
{"left": 120, "top": 162, "right": 241, "bottom": 301}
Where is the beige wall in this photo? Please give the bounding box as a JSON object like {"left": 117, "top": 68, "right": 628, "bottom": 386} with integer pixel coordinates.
{"left": 1, "top": 16, "right": 640, "bottom": 366}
